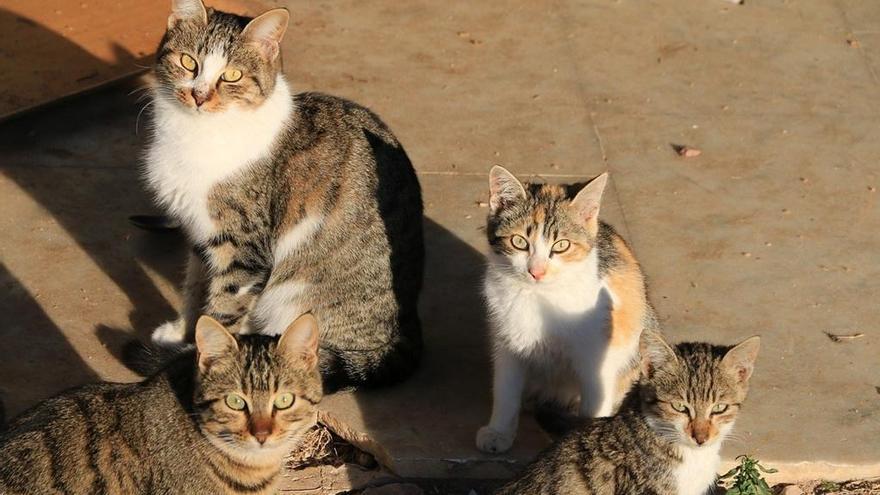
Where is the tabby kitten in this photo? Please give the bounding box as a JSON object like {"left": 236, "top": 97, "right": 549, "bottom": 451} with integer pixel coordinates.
{"left": 0, "top": 314, "right": 322, "bottom": 495}
{"left": 146, "top": 0, "right": 424, "bottom": 391}
{"left": 495, "top": 334, "right": 761, "bottom": 495}
{"left": 477, "top": 166, "right": 658, "bottom": 453}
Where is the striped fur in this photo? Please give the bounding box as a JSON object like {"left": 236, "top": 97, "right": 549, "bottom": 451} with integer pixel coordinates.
{"left": 494, "top": 335, "right": 760, "bottom": 495}
{"left": 0, "top": 317, "right": 323, "bottom": 495}
{"left": 477, "top": 167, "right": 658, "bottom": 454}
{"left": 146, "top": 1, "right": 424, "bottom": 391}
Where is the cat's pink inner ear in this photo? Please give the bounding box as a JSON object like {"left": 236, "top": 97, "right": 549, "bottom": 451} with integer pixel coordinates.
{"left": 488, "top": 166, "right": 526, "bottom": 213}
{"left": 722, "top": 336, "right": 760, "bottom": 384}
{"left": 277, "top": 313, "right": 319, "bottom": 367}
{"left": 570, "top": 172, "right": 608, "bottom": 226}
{"left": 168, "top": 0, "right": 207, "bottom": 29}
{"left": 195, "top": 316, "right": 238, "bottom": 372}
{"left": 639, "top": 331, "right": 676, "bottom": 378}
{"left": 243, "top": 8, "right": 290, "bottom": 61}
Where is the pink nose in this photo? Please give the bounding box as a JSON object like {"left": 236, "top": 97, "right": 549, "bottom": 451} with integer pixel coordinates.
{"left": 192, "top": 89, "right": 211, "bottom": 107}
{"left": 529, "top": 267, "right": 546, "bottom": 281}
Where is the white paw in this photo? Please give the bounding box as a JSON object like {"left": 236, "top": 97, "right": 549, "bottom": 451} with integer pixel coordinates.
{"left": 151, "top": 320, "right": 185, "bottom": 347}
{"left": 476, "top": 426, "right": 515, "bottom": 454}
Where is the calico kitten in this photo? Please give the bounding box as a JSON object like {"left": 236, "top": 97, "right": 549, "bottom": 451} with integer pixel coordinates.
{"left": 146, "top": 0, "right": 424, "bottom": 391}
{"left": 495, "top": 334, "right": 761, "bottom": 495}
{"left": 0, "top": 314, "right": 322, "bottom": 495}
{"left": 477, "top": 167, "right": 658, "bottom": 453}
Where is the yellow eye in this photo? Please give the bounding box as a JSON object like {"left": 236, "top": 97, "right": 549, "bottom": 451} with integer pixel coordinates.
{"left": 712, "top": 403, "right": 729, "bottom": 414}
{"left": 510, "top": 234, "right": 529, "bottom": 250}
{"left": 552, "top": 239, "right": 571, "bottom": 253}
{"left": 671, "top": 401, "right": 689, "bottom": 413}
{"left": 273, "top": 393, "right": 295, "bottom": 410}
{"left": 221, "top": 68, "right": 243, "bottom": 82}
{"left": 224, "top": 393, "right": 246, "bottom": 411}
{"left": 180, "top": 53, "right": 198, "bottom": 72}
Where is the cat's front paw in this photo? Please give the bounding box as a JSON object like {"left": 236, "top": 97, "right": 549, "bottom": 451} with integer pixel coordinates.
{"left": 476, "top": 426, "right": 515, "bottom": 454}
{"left": 151, "top": 320, "right": 186, "bottom": 347}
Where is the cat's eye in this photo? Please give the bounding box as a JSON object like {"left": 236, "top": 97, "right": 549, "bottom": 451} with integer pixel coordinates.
{"left": 670, "top": 401, "right": 689, "bottom": 414}
{"left": 552, "top": 239, "right": 571, "bottom": 253}
{"left": 711, "top": 403, "right": 729, "bottom": 414}
{"left": 273, "top": 393, "right": 295, "bottom": 410}
{"left": 180, "top": 53, "right": 198, "bottom": 72}
{"left": 221, "top": 68, "right": 243, "bottom": 82}
{"left": 224, "top": 393, "right": 247, "bottom": 411}
{"left": 510, "top": 235, "right": 529, "bottom": 250}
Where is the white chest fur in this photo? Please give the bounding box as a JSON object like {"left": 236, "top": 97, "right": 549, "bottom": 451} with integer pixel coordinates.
{"left": 674, "top": 443, "right": 721, "bottom": 495}
{"left": 484, "top": 250, "right": 613, "bottom": 355}
{"left": 145, "top": 76, "right": 293, "bottom": 244}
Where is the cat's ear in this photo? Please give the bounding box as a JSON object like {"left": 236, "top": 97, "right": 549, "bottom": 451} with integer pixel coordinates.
{"left": 195, "top": 316, "right": 239, "bottom": 372}
{"left": 488, "top": 166, "right": 526, "bottom": 214}
{"left": 569, "top": 172, "right": 608, "bottom": 235}
{"left": 277, "top": 313, "right": 319, "bottom": 368}
{"left": 168, "top": 0, "right": 207, "bottom": 29}
{"left": 639, "top": 330, "right": 677, "bottom": 379}
{"left": 721, "top": 336, "right": 760, "bottom": 384}
{"left": 242, "top": 8, "right": 290, "bottom": 61}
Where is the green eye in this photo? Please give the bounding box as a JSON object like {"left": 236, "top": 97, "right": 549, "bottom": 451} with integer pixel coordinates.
{"left": 180, "top": 53, "right": 198, "bottom": 72}
{"left": 552, "top": 239, "right": 571, "bottom": 253}
{"left": 712, "top": 403, "right": 729, "bottom": 414}
{"left": 224, "top": 393, "right": 246, "bottom": 411}
{"left": 671, "top": 401, "right": 689, "bottom": 414}
{"left": 510, "top": 235, "right": 529, "bottom": 250}
{"left": 221, "top": 68, "right": 242, "bottom": 82}
{"left": 273, "top": 393, "right": 295, "bottom": 410}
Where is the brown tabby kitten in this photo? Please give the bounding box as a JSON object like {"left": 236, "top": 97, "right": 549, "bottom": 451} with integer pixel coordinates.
{"left": 495, "top": 333, "right": 761, "bottom": 495}
{"left": 0, "top": 315, "right": 322, "bottom": 495}
{"left": 146, "top": 0, "right": 424, "bottom": 391}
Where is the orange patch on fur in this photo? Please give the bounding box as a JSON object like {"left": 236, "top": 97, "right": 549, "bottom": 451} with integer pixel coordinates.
{"left": 605, "top": 236, "right": 647, "bottom": 350}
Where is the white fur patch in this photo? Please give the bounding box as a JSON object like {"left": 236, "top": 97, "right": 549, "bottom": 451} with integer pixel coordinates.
{"left": 483, "top": 247, "right": 637, "bottom": 422}
{"left": 273, "top": 215, "right": 324, "bottom": 264}
{"left": 145, "top": 75, "right": 293, "bottom": 243}
{"left": 250, "top": 281, "right": 308, "bottom": 335}
{"left": 674, "top": 442, "right": 722, "bottom": 495}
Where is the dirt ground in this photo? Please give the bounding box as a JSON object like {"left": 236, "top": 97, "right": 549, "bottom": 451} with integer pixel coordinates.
{"left": 1, "top": 0, "right": 878, "bottom": 490}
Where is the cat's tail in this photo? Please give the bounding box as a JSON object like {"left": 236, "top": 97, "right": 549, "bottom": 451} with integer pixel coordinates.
{"left": 318, "top": 323, "right": 422, "bottom": 393}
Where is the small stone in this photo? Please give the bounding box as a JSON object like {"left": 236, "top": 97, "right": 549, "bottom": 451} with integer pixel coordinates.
{"left": 465, "top": 214, "right": 472, "bottom": 219}
{"left": 782, "top": 208, "right": 791, "bottom": 214}
{"left": 846, "top": 38, "right": 861, "bottom": 48}
{"left": 457, "top": 31, "right": 470, "bottom": 38}
{"left": 779, "top": 484, "right": 805, "bottom": 495}
{"left": 742, "top": 252, "right": 752, "bottom": 258}
{"left": 869, "top": 186, "right": 876, "bottom": 193}
{"left": 765, "top": 242, "right": 772, "bottom": 247}
{"left": 799, "top": 177, "right": 809, "bottom": 184}
{"left": 690, "top": 281, "right": 697, "bottom": 288}
{"left": 476, "top": 201, "right": 488, "bottom": 208}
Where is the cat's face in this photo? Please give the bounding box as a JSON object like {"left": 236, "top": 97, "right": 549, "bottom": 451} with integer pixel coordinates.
{"left": 193, "top": 314, "right": 322, "bottom": 463}
{"left": 639, "top": 335, "right": 760, "bottom": 450}
{"left": 486, "top": 166, "right": 608, "bottom": 284}
{"left": 154, "top": 0, "right": 288, "bottom": 113}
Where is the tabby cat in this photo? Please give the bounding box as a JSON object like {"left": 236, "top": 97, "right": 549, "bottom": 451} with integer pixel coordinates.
{"left": 477, "top": 167, "right": 658, "bottom": 453}
{"left": 494, "top": 333, "right": 761, "bottom": 495}
{"left": 0, "top": 314, "right": 322, "bottom": 495}
{"left": 146, "top": 0, "right": 424, "bottom": 391}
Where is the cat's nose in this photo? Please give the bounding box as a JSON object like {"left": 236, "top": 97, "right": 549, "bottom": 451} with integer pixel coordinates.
{"left": 692, "top": 431, "right": 709, "bottom": 445}
{"left": 192, "top": 89, "right": 211, "bottom": 107}
{"left": 529, "top": 266, "right": 546, "bottom": 281}
{"left": 252, "top": 428, "right": 271, "bottom": 444}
